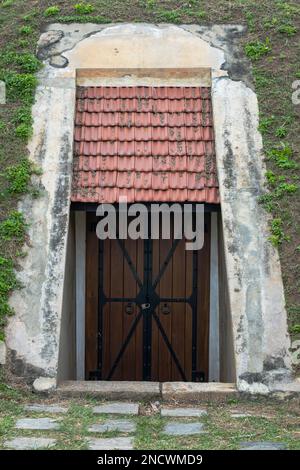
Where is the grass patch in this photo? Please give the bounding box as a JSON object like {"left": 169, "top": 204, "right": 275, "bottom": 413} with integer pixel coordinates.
{"left": 0, "top": 51, "right": 41, "bottom": 74}
{"left": 259, "top": 115, "right": 275, "bottom": 134}
{"left": 44, "top": 6, "right": 61, "bottom": 17}
{"left": 73, "top": 3, "right": 95, "bottom": 15}
{"left": 269, "top": 217, "right": 289, "bottom": 246}
{"left": 5, "top": 159, "right": 33, "bottom": 194}
{"left": 275, "top": 126, "right": 288, "bottom": 138}
{"left": 0, "top": 211, "right": 26, "bottom": 242}
{"left": 0, "top": 256, "right": 19, "bottom": 337}
{"left": 267, "top": 144, "right": 298, "bottom": 169}
{"left": 157, "top": 10, "right": 181, "bottom": 23}
{"left": 1, "top": 0, "right": 15, "bottom": 7}
{"left": 245, "top": 38, "right": 271, "bottom": 60}
{"left": 56, "top": 14, "right": 110, "bottom": 23}
{"left": 0, "top": 72, "right": 37, "bottom": 102}
{"left": 278, "top": 23, "right": 298, "bottom": 35}
{"left": 18, "top": 25, "right": 33, "bottom": 36}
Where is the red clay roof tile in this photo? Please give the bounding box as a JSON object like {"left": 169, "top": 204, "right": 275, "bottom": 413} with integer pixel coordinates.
{"left": 118, "top": 126, "right": 135, "bottom": 141}
{"left": 117, "top": 156, "right": 135, "bottom": 171}
{"left": 169, "top": 141, "right": 186, "bottom": 156}
{"left": 187, "top": 156, "right": 205, "bottom": 173}
{"left": 101, "top": 112, "right": 120, "bottom": 127}
{"left": 168, "top": 113, "right": 185, "bottom": 127}
{"left": 135, "top": 127, "right": 152, "bottom": 141}
{"left": 183, "top": 87, "right": 202, "bottom": 99}
{"left": 135, "top": 112, "right": 151, "bottom": 127}
{"left": 117, "top": 171, "right": 135, "bottom": 188}
{"left": 152, "top": 172, "right": 169, "bottom": 190}
{"left": 152, "top": 126, "right": 169, "bottom": 140}
{"left": 135, "top": 156, "right": 152, "bottom": 172}
{"left": 135, "top": 141, "right": 152, "bottom": 156}
{"left": 167, "top": 127, "right": 185, "bottom": 141}
{"left": 72, "top": 86, "right": 219, "bottom": 204}
{"left": 119, "top": 87, "right": 137, "bottom": 99}
{"left": 134, "top": 172, "right": 152, "bottom": 189}
{"left": 101, "top": 126, "right": 118, "bottom": 141}
{"left": 169, "top": 172, "right": 187, "bottom": 189}
{"left": 152, "top": 99, "right": 169, "bottom": 113}
{"left": 169, "top": 155, "right": 187, "bottom": 172}
{"left": 117, "top": 141, "right": 135, "bottom": 156}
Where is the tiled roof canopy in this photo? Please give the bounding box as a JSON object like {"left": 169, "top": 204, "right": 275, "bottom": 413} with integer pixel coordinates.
{"left": 71, "top": 86, "right": 219, "bottom": 203}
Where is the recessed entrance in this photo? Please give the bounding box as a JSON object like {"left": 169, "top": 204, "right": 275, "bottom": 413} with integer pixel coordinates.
{"left": 7, "top": 23, "right": 291, "bottom": 394}
{"left": 85, "top": 211, "right": 212, "bottom": 382}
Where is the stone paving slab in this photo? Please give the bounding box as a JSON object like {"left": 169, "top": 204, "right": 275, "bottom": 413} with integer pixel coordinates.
{"left": 15, "top": 417, "right": 60, "bottom": 430}
{"left": 163, "top": 422, "right": 205, "bottom": 436}
{"left": 88, "top": 437, "right": 134, "bottom": 450}
{"left": 4, "top": 437, "right": 56, "bottom": 450}
{"left": 24, "top": 404, "right": 68, "bottom": 414}
{"left": 88, "top": 419, "right": 136, "bottom": 433}
{"left": 231, "top": 412, "right": 253, "bottom": 418}
{"left": 240, "top": 441, "right": 286, "bottom": 450}
{"left": 93, "top": 402, "right": 139, "bottom": 415}
{"left": 161, "top": 407, "right": 207, "bottom": 418}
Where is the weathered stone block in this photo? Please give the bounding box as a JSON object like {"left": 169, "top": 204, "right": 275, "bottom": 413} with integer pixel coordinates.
{"left": 33, "top": 377, "right": 56, "bottom": 393}
{"left": 88, "top": 420, "right": 136, "bottom": 433}
{"left": 0, "top": 341, "right": 6, "bottom": 365}
{"left": 4, "top": 437, "right": 56, "bottom": 450}
{"left": 162, "top": 382, "right": 238, "bottom": 402}
{"left": 57, "top": 380, "right": 160, "bottom": 400}
{"left": 161, "top": 407, "right": 207, "bottom": 418}
{"left": 163, "top": 422, "right": 205, "bottom": 436}
{"left": 88, "top": 437, "right": 134, "bottom": 450}
{"left": 16, "top": 417, "right": 59, "bottom": 430}
{"left": 240, "top": 441, "right": 286, "bottom": 450}
{"left": 93, "top": 402, "right": 139, "bottom": 415}
{"left": 24, "top": 404, "right": 68, "bottom": 414}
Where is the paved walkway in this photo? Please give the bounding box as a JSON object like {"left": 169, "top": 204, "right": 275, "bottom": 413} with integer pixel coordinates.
{"left": 3, "top": 403, "right": 287, "bottom": 450}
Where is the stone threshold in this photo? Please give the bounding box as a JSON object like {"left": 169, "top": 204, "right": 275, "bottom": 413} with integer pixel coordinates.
{"left": 56, "top": 381, "right": 238, "bottom": 402}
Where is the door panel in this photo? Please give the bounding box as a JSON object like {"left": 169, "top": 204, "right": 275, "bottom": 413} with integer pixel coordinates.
{"left": 153, "top": 237, "right": 173, "bottom": 381}
{"left": 85, "top": 211, "right": 211, "bottom": 381}
{"left": 101, "top": 237, "right": 144, "bottom": 381}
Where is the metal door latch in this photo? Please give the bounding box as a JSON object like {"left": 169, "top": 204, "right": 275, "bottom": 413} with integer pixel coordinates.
{"left": 125, "top": 302, "right": 134, "bottom": 315}
{"left": 162, "top": 303, "right": 170, "bottom": 315}
{"left": 141, "top": 303, "right": 151, "bottom": 310}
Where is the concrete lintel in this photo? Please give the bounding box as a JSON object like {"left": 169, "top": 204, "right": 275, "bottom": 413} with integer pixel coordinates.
{"left": 76, "top": 67, "right": 211, "bottom": 87}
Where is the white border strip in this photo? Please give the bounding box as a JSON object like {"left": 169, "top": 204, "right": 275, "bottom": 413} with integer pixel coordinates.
{"left": 209, "top": 212, "right": 220, "bottom": 381}
{"left": 75, "top": 211, "right": 86, "bottom": 380}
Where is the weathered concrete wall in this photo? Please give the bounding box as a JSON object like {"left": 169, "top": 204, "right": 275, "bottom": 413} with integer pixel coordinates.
{"left": 6, "top": 70, "right": 75, "bottom": 379}
{"left": 5, "top": 23, "right": 292, "bottom": 392}
{"left": 57, "top": 212, "right": 76, "bottom": 382}
{"left": 212, "top": 78, "right": 292, "bottom": 392}
{"left": 218, "top": 214, "right": 236, "bottom": 383}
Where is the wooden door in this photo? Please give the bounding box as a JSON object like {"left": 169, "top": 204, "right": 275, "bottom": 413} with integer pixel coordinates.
{"left": 85, "top": 212, "right": 211, "bottom": 381}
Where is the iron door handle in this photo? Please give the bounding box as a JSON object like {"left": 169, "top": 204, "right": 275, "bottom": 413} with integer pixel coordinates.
{"left": 125, "top": 302, "right": 134, "bottom": 315}
{"left": 162, "top": 303, "right": 170, "bottom": 315}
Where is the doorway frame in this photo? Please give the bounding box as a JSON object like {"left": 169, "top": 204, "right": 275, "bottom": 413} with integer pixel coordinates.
{"left": 72, "top": 203, "right": 220, "bottom": 382}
